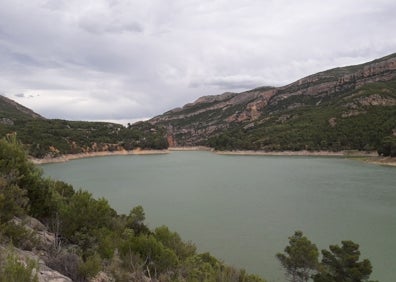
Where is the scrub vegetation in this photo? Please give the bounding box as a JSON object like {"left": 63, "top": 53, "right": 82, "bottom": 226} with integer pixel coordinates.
{"left": 207, "top": 80, "right": 396, "bottom": 155}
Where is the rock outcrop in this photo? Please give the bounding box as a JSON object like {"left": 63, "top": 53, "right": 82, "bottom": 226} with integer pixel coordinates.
{"left": 1, "top": 216, "right": 72, "bottom": 282}
{"left": 148, "top": 53, "right": 396, "bottom": 146}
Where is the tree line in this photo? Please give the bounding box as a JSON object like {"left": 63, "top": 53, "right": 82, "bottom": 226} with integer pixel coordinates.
{"left": 0, "top": 119, "right": 169, "bottom": 158}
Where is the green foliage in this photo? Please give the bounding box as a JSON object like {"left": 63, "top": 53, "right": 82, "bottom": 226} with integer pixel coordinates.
{"left": 0, "top": 135, "right": 55, "bottom": 219}
{"left": 0, "top": 177, "right": 28, "bottom": 223}
{"left": 182, "top": 253, "right": 266, "bottom": 282}
{"left": 120, "top": 234, "right": 179, "bottom": 274}
{"left": 183, "top": 253, "right": 219, "bottom": 281}
{"left": 0, "top": 222, "right": 38, "bottom": 251}
{"left": 78, "top": 253, "right": 102, "bottom": 280}
{"left": 208, "top": 102, "right": 396, "bottom": 153}
{"left": 378, "top": 135, "right": 396, "bottom": 157}
{"left": 0, "top": 135, "right": 39, "bottom": 186}
{"left": 126, "top": 205, "right": 150, "bottom": 235}
{"left": 278, "top": 232, "right": 373, "bottom": 282}
{"left": 0, "top": 101, "right": 169, "bottom": 158}
{"left": 94, "top": 228, "right": 117, "bottom": 259}
{"left": 314, "top": 241, "right": 372, "bottom": 282}
{"left": 276, "top": 231, "right": 319, "bottom": 282}
{"left": 59, "top": 190, "right": 116, "bottom": 249}
{"left": 154, "top": 225, "right": 196, "bottom": 260}
{"left": 0, "top": 252, "right": 38, "bottom": 282}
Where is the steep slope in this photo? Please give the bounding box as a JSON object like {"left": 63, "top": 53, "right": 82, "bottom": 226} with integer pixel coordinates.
{"left": 0, "top": 95, "right": 44, "bottom": 124}
{"left": 148, "top": 53, "right": 396, "bottom": 152}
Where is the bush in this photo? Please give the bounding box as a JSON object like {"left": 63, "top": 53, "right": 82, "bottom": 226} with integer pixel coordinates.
{"left": 0, "top": 252, "right": 38, "bottom": 282}
{"left": 120, "top": 234, "right": 179, "bottom": 275}
{"left": 0, "top": 178, "right": 28, "bottom": 223}
{"left": 378, "top": 136, "right": 396, "bottom": 157}
{"left": 78, "top": 254, "right": 102, "bottom": 281}
{"left": 0, "top": 222, "right": 38, "bottom": 251}
{"left": 45, "top": 253, "right": 82, "bottom": 281}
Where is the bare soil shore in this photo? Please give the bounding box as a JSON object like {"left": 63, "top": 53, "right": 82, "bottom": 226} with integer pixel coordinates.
{"left": 30, "top": 149, "right": 169, "bottom": 164}
{"left": 215, "top": 150, "right": 377, "bottom": 157}
{"left": 30, "top": 147, "right": 395, "bottom": 167}
{"left": 361, "top": 156, "right": 396, "bottom": 167}
{"left": 216, "top": 150, "right": 396, "bottom": 167}
{"left": 168, "top": 146, "right": 213, "bottom": 151}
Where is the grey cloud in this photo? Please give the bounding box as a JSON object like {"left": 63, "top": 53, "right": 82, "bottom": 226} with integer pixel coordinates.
{"left": 189, "top": 76, "right": 266, "bottom": 92}
{"left": 78, "top": 18, "right": 143, "bottom": 34}
{"left": 0, "top": 0, "right": 395, "bottom": 123}
{"left": 14, "top": 93, "right": 37, "bottom": 99}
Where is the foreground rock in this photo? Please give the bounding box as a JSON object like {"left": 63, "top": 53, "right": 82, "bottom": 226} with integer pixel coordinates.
{"left": 0, "top": 245, "right": 72, "bottom": 282}
{"left": 1, "top": 216, "right": 72, "bottom": 281}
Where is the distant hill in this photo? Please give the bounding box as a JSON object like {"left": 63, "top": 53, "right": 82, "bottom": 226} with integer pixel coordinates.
{"left": 2, "top": 53, "right": 396, "bottom": 158}
{"left": 148, "top": 53, "right": 396, "bottom": 155}
{"left": 0, "top": 96, "right": 168, "bottom": 158}
{"left": 0, "top": 95, "right": 44, "bottom": 122}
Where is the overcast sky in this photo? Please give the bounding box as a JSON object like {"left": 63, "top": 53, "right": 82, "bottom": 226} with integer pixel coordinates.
{"left": 1, "top": 0, "right": 396, "bottom": 124}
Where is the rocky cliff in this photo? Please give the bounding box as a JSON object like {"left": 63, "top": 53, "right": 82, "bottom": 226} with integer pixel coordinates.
{"left": 148, "top": 53, "right": 396, "bottom": 150}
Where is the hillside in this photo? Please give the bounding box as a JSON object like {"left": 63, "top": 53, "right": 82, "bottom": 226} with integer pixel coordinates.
{"left": 148, "top": 53, "right": 396, "bottom": 155}
{"left": 0, "top": 95, "right": 44, "bottom": 122}
{"left": 0, "top": 97, "right": 168, "bottom": 158}
{"left": 2, "top": 53, "right": 396, "bottom": 158}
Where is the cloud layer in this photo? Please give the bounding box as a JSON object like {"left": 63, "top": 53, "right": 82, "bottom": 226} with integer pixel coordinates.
{"left": 1, "top": 0, "right": 396, "bottom": 123}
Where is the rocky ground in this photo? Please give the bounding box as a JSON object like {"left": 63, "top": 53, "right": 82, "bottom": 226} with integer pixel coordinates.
{"left": 0, "top": 217, "right": 72, "bottom": 282}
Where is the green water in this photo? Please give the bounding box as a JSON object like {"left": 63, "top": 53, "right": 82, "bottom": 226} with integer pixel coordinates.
{"left": 41, "top": 151, "right": 396, "bottom": 281}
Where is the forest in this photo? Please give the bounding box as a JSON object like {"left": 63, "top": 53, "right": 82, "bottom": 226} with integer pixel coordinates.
{"left": 0, "top": 118, "right": 168, "bottom": 158}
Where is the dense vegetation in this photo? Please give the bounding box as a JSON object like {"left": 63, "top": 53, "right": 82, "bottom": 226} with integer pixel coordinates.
{"left": 0, "top": 96, "right": 168, "bottom": 158}
{"left": 207, "top": 80, "right": 396, "bottom": 155}
{"left": 0, "top": 135, "right": 265, "bottom": 281}
{"left": 277, "top": 231, "right": 374, "bottom": 282}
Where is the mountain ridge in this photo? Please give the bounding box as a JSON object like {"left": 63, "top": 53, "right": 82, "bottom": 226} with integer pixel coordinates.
{"left": 148, "top": 53, "right": 396, "bottom": 153}
{"left": 1, "top": 53, "right": 395, "bottom": 157}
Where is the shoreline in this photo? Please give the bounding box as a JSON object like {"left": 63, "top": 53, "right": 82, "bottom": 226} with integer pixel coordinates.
{"left": 30, "top": 147, "right": 395, "bottom": 167}
{"left": 215, "top": 150, "right": 395, "bottom": 167}
{"left": 215, "top": 150, "right": 350, "bottom": 156}
{"left": 30, "top": 149, "right": 169, "bottom": 165}
{"left": 360, "top": 156, "right": 396, "bottom": 167}
{"left": 168, "top": 146, "right": 213, "bottom": 151}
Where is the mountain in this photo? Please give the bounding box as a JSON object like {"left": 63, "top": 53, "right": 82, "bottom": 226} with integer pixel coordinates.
{"left": 0, "top": 95, "right": 168, "bottom": 158}
{"left": 0, "top": 95, "right": 44, "bottom": 123}
{"left": 1, "top": 53, "right": 396, "bottom": 157}
{"left": 148, "top": 53, "right": 396, "bottom": 154}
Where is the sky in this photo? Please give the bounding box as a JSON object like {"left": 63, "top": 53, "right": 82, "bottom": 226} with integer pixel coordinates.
{"left": 1, "top": 0, "right": 396, "bottom": 124}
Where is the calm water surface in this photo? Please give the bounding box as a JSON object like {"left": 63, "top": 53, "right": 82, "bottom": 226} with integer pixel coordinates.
{"left": 41, "top": 152, "right": 396, "bottom": 282}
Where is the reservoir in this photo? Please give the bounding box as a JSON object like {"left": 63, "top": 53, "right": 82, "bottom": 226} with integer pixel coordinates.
{"left": 41, "top": 151, "right": 396, "bottom": 281}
